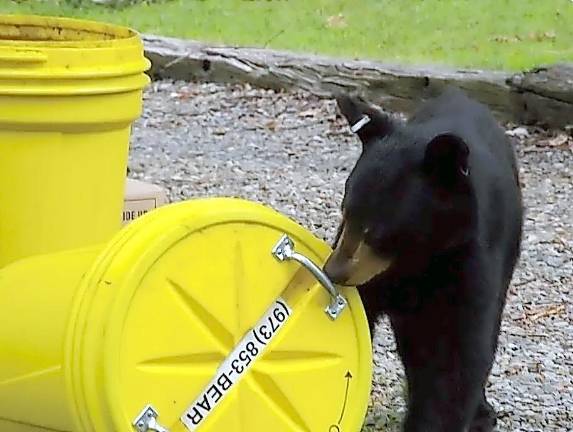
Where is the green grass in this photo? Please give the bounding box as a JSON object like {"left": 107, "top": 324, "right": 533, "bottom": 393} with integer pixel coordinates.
{"left": 3, "top": 0, "right": 573, "bottom": 71}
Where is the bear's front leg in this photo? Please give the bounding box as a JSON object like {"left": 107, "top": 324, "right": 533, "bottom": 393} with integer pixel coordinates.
{"left": 389, "top": 276, "right": 499, "bottom": 432}
{"left": 402, "top": 370, "right": 487, "bottom": 432}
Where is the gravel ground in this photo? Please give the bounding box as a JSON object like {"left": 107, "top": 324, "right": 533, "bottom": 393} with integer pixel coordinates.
{"left": 129, "top": 81, "right": 572, "bottom": 431}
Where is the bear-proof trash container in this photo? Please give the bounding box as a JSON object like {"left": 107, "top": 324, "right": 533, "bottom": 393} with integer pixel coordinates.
{"left": 0, "top": 198, "right": 373, "bottom": 431}
{"left": 0, "top": 14, "right": 373, "bottom": 432}
{"left": 0, "top": 14, "right": 150, "bottom": 268}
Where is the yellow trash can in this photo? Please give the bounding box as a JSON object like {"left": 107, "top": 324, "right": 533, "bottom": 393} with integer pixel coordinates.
{"left": 0, "top": 198, "right": 373, "bottom": 432}
{"left": 0, "top": 14, "right": 373, "bottom": 432}
{"left": 0, "top": 14, "right": 150, "bottom": 268}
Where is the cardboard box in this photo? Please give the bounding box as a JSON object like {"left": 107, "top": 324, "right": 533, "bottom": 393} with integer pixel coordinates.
{"left": 123, "top": 178, "right": 168, "bottom": 225}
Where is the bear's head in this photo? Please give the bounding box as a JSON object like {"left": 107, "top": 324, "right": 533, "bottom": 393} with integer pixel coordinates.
{"left": 323, "top": 93, "right": 476, "bottom": 286}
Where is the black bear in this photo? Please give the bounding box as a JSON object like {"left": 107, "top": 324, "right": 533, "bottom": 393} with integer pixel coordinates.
{"left": 323, "top": 87, "right": 523, "bottom": 432}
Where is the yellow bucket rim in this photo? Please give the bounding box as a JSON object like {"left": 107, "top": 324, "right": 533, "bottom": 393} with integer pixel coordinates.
{"left": 0, "top": 14, "right": 142, "bottom": 48}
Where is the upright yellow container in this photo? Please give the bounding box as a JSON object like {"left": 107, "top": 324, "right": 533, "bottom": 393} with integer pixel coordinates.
{"left": 0, "top": 14, "right": 150, "bottom": 267}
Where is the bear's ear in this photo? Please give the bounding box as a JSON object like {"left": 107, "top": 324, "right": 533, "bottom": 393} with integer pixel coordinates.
{"left": 423, "top": 133, "right": 470, "bottom": 185}
{"left": 335, "top": 93, "right": 394, "bottom": 148}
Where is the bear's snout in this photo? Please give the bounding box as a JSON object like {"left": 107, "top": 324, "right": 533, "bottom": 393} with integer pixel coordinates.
{"left": 324, "top": 241, "right": 392, "bottom": 287}
{"left": 323, "top": 251, "right": 352, "bottom": 285}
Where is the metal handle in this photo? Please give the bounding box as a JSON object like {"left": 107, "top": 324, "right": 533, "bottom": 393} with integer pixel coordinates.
{"left": 272, "top": 234, "right": 347, "bottom": 320}
{"left": 133, "top": 405, "right": 169, "bottom": 432}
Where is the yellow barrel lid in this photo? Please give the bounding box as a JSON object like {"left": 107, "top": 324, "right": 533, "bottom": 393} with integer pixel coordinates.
{"left": 66, "top": 198, "right": 372, "bottom": 432}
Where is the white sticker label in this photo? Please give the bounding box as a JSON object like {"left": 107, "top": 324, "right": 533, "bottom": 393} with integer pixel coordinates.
{"left": 180, "top": 298, "right": 292, "bottom": 431}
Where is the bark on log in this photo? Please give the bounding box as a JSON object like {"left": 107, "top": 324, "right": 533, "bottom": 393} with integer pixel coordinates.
{"left": 509, "top": 64, "right": 573, "bottom": 104}
{"left": 143, "top": 35, "right": 573, "bottom": 129}
{"left": 507, "top": 64, "right": 573, "bottom": 128}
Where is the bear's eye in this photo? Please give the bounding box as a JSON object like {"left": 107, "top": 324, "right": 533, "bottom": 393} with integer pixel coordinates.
{"left": 363, "top": 227, "right": 378, "bottom": 244}
{"left": 364, "top": 223, "right": 388, "bottom": 246}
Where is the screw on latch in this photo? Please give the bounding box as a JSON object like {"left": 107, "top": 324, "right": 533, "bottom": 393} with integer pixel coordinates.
{"left": 271, "top": 234, "right": 347, "bottom": 320}
{"left": 132, "top": 405, "right": 169, "bottom": 432}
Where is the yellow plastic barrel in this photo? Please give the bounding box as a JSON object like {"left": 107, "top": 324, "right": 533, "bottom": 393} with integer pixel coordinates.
{"left": 0, "top": 198, "right": 373, "bottom": 432}
{"left": 0, "top": 14, "right": 150, "bottom": 268}
{"left": 0, "top": 15, "right": 374, "bottom": 432}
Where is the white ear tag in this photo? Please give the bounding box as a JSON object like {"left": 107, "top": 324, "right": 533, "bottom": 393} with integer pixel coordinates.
{"left": 350, "top": 115, "right": 371, "bottom": 133}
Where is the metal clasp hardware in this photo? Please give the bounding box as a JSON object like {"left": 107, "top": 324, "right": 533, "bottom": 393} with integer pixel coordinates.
{"left": 272, "top": 234, "right": 348, "bottom": 320}
{"left": 132, "top": 405, "right": 169, "bottom": 432}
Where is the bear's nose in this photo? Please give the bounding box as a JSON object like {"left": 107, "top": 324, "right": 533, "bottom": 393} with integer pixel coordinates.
{"left": 323, "top": 253, "right": 350, "bottom": 285}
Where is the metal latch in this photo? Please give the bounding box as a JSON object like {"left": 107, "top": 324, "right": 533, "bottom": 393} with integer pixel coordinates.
{"left": 132, "top": 405, "right": 169, "bottom": 432}
{"left": 272, "top": 234, "right": 347, "bottom": 320}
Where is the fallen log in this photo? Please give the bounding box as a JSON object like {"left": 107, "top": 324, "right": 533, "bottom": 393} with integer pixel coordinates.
{"left": 143, "top": 34, "right": 573, "bottom": 129}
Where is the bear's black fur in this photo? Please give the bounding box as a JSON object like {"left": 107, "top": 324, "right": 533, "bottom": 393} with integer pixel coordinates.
{"left": 327, "top": 87, "right": 523, "bottom": 432}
